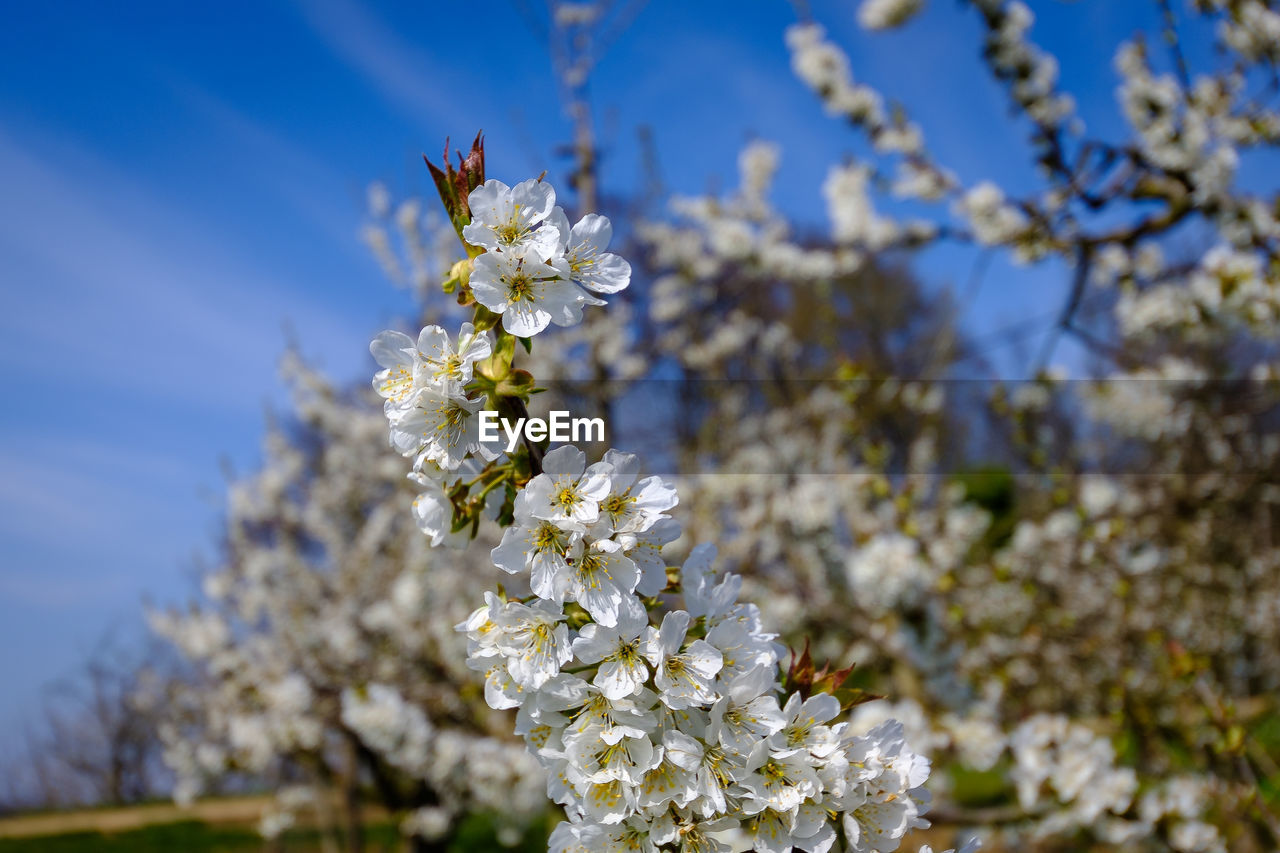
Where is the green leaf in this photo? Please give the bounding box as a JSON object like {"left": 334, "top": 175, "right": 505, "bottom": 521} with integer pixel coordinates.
{"left": 423, "top": 131, "right": 485, "bottom": 246}
{"left": 834, "top": 687, "right": 884, "bottom": 713}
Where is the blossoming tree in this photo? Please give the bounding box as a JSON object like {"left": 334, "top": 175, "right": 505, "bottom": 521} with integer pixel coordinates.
{"left": 629, "top": 1, "right": 1280, "bottom": 848}
{"left": 152, "top": 1, "right": 1280, "bottom": 851}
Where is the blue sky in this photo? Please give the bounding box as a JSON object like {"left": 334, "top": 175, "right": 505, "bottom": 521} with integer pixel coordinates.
{"left": 0, "top": 0, "right": 1201, "bottom": 749}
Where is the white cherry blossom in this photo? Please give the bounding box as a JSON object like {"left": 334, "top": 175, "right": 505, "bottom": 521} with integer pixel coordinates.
{"left": 471, "top": 251, "right": 592, "bottom": 337}
{"left": 463, "top": 178, "right": 561, "bottom": 259}
{"left": 549, "top": 207, "right": 634, "bottom": 294}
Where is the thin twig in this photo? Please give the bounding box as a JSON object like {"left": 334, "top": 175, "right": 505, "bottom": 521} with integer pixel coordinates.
{"left": 1157, "top": 0, "right": 1193, "bottom": 92}
{"left": 1035, "top": 243, "right": 1094, "bottom": 374}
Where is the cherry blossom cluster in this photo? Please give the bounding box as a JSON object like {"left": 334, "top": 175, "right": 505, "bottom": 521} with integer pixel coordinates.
{"left": 369, "top": 171, "right": 963, "bottom": 852}
{"left": 633, "top": 2, "right": 1280, "bottom": 845}
{"left": 464, "top": 177, "right": 631, "bottom": 337}
{"left": 420, "top": 435, "right": 937, "bottom": 852}
{"left": 371, "top": 340, "right": 944, "bottom": 850}
{"left": 371, "top": 321, "right": 495, "bottom": 473}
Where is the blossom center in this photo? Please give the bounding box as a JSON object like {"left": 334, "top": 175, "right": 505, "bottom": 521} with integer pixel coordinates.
{"left": 506, "top": 270, "right": 535, "bottom": 301}
{"left": 533, "top": 523, "right": 563, "bottom": 554}
{"left": 379, "top": 366, "right": 414, "bottom": 401}
{"left": 602, "top": 492, "right": 635, "bottom": 519}
{"left": 576, "top": 552, "right": 613, "bottom": 590}
{"left": 555, "top": 485, "right": 582, "bottom": 512}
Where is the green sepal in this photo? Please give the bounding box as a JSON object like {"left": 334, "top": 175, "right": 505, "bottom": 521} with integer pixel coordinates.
{"left": 472, "top": 305, "right": 501, "bottom": 333}
{"left": 494, "top": 330, "right": 517, "bottom": 364}
{"left": 495, "top": 484, "right": 516, "bottom": 527}
{"left": 496, "top": 369, "right": 537, "bottom": 401}
{"left": 475, "top": 331, "right": 516, "bottom": 383}
{"left": 563, "top": 602, "right": 592, "bottom": 630}
{"left": 450, "top": 509, "right": 473, "bottom": 534}
{"left": 442, "top": 257, "right": 472, "bottom": 296}
{"left": 510, "top": 449, "right": 535, "bottom": 487}
{"left": 466, "top": 373, "right": 498, "bottom": 397}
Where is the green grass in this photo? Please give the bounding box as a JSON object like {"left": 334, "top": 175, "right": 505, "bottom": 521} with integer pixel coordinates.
{"left": 949, "top": 761, "right": 1013, "bottom": 809}
{"left": 0, "top": 819, "right": 402, "bottom": 853}
{"left": 0, "top": 821, "right": 263, "bottom": 853}
{"left": 447, "top": 812, "right": 553, "bottom": 853}
{"left": 0, "top": 812, "right": 553, "bottom": 853}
